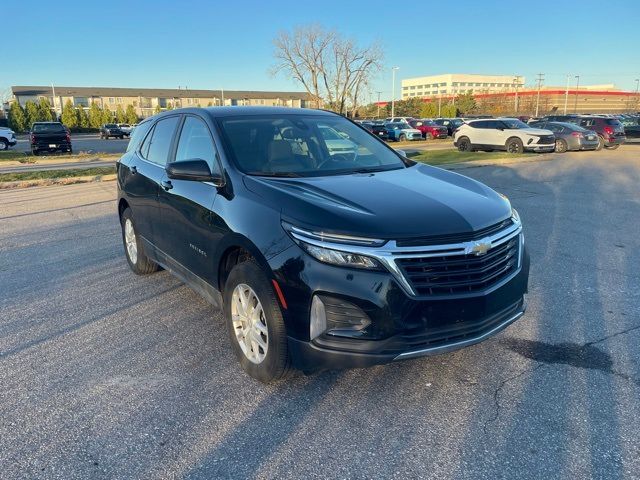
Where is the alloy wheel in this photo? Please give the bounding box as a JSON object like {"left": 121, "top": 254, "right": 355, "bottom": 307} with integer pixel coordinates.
{"left": 124, "top": 218, "right": 138, "bottom": 264}
{"left": 231, "top": 283, "right": 269, "bottom": 364}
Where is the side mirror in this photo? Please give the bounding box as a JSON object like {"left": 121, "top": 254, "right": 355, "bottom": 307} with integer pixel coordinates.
{"left": 166, "top": 159, "right": 224, "bottom": 186}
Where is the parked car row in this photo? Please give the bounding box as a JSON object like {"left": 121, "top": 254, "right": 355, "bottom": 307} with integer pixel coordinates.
{"left": 536, "top": 115, "right": 627, "bottom": 150}
{"left": 357, "top": 117, "right": 462, "bottom": 142}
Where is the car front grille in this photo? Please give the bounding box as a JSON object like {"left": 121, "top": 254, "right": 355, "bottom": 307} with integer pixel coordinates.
{"left": 394, "top": 230, "right": 521, "bottom": 297}
{"left": 537, "top": 135, "right": 555, "bottom": 144}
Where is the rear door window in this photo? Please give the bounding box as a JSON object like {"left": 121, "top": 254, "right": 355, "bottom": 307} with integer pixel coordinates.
{"left": 145, "top": 116, "right": 181, "bottom": 165}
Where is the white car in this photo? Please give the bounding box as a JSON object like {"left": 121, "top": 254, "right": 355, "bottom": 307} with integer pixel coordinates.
{"left": 385, "top": 116, "right": 415, "bottom": 124}
{"left": 0, "top": 127, "right": 17, "bottom": 150}
{"left": 117, "top": 124, "right": 133, "bottom": 137}
{"left": 453, "top": 118, "right": 555, "bottom": 153}
{"left": 318, "top": 125, "right": 357, "bottom": 156}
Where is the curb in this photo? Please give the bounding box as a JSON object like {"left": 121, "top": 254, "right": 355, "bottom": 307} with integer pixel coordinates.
{"left": 440, "top": 153, "right": 555, "bottom": 170}
{"left": 0, "top": 174, "right": 117, "bottom": 190}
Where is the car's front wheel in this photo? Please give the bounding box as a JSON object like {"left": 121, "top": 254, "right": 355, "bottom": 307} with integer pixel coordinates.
{"left": 0, "top": 139, "right": 8, "bottom": 150}
{"left": 120, "top": 207, "right": 159, "bottom": 275}
{"left": 398, "top": 134, "right": 406, "bottom": 142}
{"left": 224, "top": 261, "right": 290, "bottom": 383}
{"left": 604, "top": 143, "right": 620, "bottom": 150}
{"left": 506, "top": 137, "right": 524, "bottom": 154}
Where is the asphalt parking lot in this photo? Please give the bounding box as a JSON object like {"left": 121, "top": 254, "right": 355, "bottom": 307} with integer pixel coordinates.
{"left": 1, "top": 148, "right": 639, "bottom": 479}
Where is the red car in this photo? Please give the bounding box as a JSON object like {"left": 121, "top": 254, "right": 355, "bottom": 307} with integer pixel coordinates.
{"left": 409, "top": 119, "right": 449, "bottom": 139}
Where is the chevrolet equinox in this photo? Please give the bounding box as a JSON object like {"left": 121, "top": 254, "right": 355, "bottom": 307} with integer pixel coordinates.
{"left": 117, "top": 107, "right": 529, "bottom": 383}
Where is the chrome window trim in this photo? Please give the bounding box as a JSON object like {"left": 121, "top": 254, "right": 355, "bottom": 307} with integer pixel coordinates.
{"left": 288, "top": 216, "right": 522, "bottom": 297}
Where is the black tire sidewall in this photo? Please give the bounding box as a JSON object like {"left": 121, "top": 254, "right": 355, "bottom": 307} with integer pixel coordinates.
{"left": 223, "top": 261, "right": 289, "bottom": 383}
{"left": 507, "top": 138, "right": 523, "bottom": 154}
{"left": 120, "top": 207, "right": 156, "bottom": 275}
{"left": 457, "top": 137, "right": 470, "bottom": 152}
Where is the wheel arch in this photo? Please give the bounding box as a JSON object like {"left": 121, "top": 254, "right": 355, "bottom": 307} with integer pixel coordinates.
{"left": 118, "top": 198, "right": 130, "bottom": 219}
{"left": 214, "top": 234, "right": 273, "bottom": 294}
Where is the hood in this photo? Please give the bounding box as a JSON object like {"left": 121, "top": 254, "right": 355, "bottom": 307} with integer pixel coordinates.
{"left": 243, "top": 163, "right": 512, "bottom": 240}
{"left": 521, "top": 127, "right": 554, "bottom": 135}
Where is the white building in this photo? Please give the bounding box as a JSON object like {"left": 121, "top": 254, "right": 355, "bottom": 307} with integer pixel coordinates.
{"left": 401, "top": 74, "right": 526, "bottom": 98}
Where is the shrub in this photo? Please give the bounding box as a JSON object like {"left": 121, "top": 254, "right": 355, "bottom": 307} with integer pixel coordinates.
{"left": 8, "top": 103, "right": 27, "bottom": 132}
{"left": 125, "top": 105, "right": 138, "bottom": 124}
{"left": 61, "top": 100, "right": 78, "bottom": 128}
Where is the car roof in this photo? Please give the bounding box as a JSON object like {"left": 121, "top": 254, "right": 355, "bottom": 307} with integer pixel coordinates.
{"left": 153, "top": 106, "right": 338, "bottom": 120}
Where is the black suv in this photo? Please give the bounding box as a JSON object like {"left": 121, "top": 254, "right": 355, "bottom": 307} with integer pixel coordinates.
{"left": 117, "top": 107, "right": 530, "bottom": 383}
{"left": 100, "top": 123, "right": 125, "bottom": 139}
{"left": 30, "top": 122, "right": 72, "bottom": 155}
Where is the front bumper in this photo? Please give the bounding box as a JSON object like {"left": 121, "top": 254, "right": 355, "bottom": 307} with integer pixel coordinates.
{"left": 526, "top": 143, "right": 555, "bottom": 152}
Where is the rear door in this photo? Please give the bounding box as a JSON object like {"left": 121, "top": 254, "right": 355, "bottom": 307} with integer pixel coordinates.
{"left": 156, "top": 114, "right": 222, "bottom": 283}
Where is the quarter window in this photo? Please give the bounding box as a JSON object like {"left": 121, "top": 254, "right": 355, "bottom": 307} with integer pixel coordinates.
{"left": 175, "top": 116, "right": 220, "bottom": 174}
{"left": 144, "top": 116, "right": 180, "bottom": 165}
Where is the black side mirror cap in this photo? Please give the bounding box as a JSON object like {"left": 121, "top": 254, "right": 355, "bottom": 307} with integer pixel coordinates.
{"left": 166, "top": 159, "right": 225, "bottom": 186}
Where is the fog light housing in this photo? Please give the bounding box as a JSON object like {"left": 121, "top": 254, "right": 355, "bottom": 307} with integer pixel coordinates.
{"left": 310, "top": 294, "right": 372, "bottom": 340}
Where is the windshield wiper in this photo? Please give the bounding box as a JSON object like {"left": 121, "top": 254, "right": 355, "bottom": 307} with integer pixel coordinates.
{"left": 249, "top": 171, "right": 302, "bottom": 178}
{"left": 351, "top": 166, "right": 401, "bottom": 174}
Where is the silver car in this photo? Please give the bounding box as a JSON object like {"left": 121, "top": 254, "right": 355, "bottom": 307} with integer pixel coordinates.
{"left": 529, "top": 121, "right": 599, "bottom": 152}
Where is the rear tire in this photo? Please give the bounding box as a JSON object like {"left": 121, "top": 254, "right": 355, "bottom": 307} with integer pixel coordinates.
{"left": 120, "top": 207, "right": 159, "bottom": 275}
{"left": 596, "top": 135, "right": 604, "bottom": 151}
{"left": 457, "top": 137, "right": 471, "bottom": 152}
{"left": 506, "top": 137, "right": 524, "bottom": 154}
{"left": 555, "top": 138, "right": 568, "bottom": 153}
{"left": 604, "top": 143, "right": 620, "bottom": 150}
{"left": 224, "top": 261, "right": 291, "bottom": 383}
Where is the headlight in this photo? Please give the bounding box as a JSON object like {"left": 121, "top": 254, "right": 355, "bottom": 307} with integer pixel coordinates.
{"left": 511, "top": 207, "right": 520, "bottom": 224}
{"left": 299, "top": 241, "right": 381, "bottom": 269}
{"left": 283, "top": 222, "right": 383, "bottom": 270}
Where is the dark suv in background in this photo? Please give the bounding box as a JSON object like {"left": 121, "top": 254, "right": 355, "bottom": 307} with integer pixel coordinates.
{"left": 30, "top": 122, "right": 72, "bottom": 155}
{"left": 117, "top": 107, "right": 529, "bottom": 383}
{"left": 576, "top": 117, "right": 626, "bottom": 150}
{"left": 100, "top": 123, "right": 125, "bottom": 139}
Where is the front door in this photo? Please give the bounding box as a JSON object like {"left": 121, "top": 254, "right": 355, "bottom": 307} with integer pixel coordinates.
{"left": 156, "top": 115, "right": 223, "bottom": 285}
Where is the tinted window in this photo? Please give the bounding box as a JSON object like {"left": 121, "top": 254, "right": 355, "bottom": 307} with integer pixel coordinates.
{"left": 145, "top": 116, "right": 180, "bottom": 165}
{"left": 126, "top": 121, "right": 153, "bottom": 153}
{"left": 473, "top": 121, "right": 491, "bottom": 129}
{"left": 605, "top": 119, "right": 622, "bottom": 126}
{"left": 32, "top": 123, "right": 65, "bottom": 133}
{"left": 175, "top": 116, "right": 219, "bottom": 174}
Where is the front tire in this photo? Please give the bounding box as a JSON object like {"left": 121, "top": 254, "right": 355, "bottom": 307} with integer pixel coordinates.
{"left": 426, "top": 132, "right": 433, "bottom": 140}
{"left": 604, "top": 143, "right": 620, "bottom": 150}
{"left": 0, "top": 139, "right": 8, "bottom": 150}
{"left": 596, "top": 135, "right": 604, "bottom": 151}
{"left": 120, "top": 207, "right": 158, "bottom": 275}
{"left": 398, "top": 134, "right": 406, "bottom": 142}
{"left": 555, "top": 138, "right": 568, "bottom": 153}
{"left": 457, "top": 137, "right": 471, "bottom": 152}
{"left": 506, "top": 137, "right": 524, "bottom": 154}
{"left": 224, "top": 261, "right": 291, "bottom": 383}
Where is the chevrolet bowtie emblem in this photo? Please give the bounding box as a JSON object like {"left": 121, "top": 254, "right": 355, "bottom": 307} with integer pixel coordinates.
{"left": 466, "top": 239, "right": 492, "bottom": 256}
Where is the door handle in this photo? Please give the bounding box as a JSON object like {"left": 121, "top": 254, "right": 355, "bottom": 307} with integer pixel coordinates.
{"left": 161, "top": 180, "right": 173, "bottom": 191}
{"left": 130, "top": 165, "right": 138, "bottom": 175}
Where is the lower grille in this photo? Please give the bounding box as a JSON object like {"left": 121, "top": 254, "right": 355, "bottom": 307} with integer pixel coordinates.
{"left": 395, "top": 235, "right": 520, "bottom": 296}
{"left": 537, "top": 135, "right": 555, "bottom": 144}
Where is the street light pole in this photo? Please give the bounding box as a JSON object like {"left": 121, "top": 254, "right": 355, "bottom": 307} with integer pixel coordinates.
{"left": 534, "top": 73, "right": 544, "bottom": 117}
{"left": 574, "top": 75, "right": 580, "bottom": 113}
{"left": 51, "top": 83, "right": 58, "bottom": 120}
{"left": 635, "top": 79, "right": 639, "bottom": 112}
{"left": 563, "top": 74, "right": 570, "bottom": 114}
{"left": 391, "top": 66, "right": 399, "bottom": 118}
{"left": 376, "top": 91, "right": 381, "bottom": 118}
{"left": 513, "top": 76, "right": 520, "bottom": 113}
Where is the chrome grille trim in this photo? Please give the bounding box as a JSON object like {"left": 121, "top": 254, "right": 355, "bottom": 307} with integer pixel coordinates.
{"left": 288, "top": 216, "right": 522, "bottom": 297}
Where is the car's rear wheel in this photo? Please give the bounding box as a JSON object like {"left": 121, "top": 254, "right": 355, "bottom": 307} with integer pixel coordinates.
{"left": 604, "top": 143, "right": 620, "bottom": 150}
{"left": 0, "top": 139, "right": 8, "bottom": 150}
{"left": 224, "top": 261, "right": 291, "bottom": 383}
{"left": 120, "top": 207, "right": 159, "bottom": 275}
{"left": 596, "top": 135, "right": 604, "bottom": 151}
{"left": 555, "top": 138, "right": 568, "bottom": 153}
{"left": 457, "top": 137, "right": 471, "bottom": 152}
{"left": 506, "top": 137, "right": 524, "bottom": 154}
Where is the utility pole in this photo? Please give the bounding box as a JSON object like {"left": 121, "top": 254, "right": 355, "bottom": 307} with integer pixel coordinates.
{"left": 534, "top": 73, "right": 544, "bottom": 117}
{"left": 221, "top": 88, "right": 225, "bottom": 106}
{"left": 513, "top": 76, "right": 520, "bottom": 113}
{"left": 563, "top": 74, "right": 570, "bottom": 114}
{"left": 51, "top": 83, "right": 58, "bottom": 120}
{"left": 391, "top": 66, "right": 399, "bottom": 118}
{"left": 574, "top": 75, "right": 580, "bottom": 113}
{"left": 376, "top": 91, "right": 381, "bottom": 118}
{"left": 635, "top": 79, "right": 639, "bottom": 112}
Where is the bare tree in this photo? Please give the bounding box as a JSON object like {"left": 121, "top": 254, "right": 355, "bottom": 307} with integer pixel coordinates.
{"left": 272, "top": 25, "right": 383, "bottom": 115}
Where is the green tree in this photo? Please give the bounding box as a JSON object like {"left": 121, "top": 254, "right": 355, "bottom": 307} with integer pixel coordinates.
{"left": 89, "top": 102, "right": 103, "bottom": 128}
{"left": 455, "top": 92, "right": 477, "bottom": 115}
{"left": 101, "top": 107, "right": 113, "bottom": 125}
{"left": 61, "top": 100, "right": 79, "bottom": 128}
{"left": 37, "top": 97, "right": 54, "bottom": 122}
{"left": 77, "top": 107, "right": 90, "bottom": 128}
{"left": 8, "top": 102, "right": 27, "bottom": 132}
{"left": 392, "top": 97, "right": 424, "bottom": 117}
{"left": 125, "top": 105, "right": 138, "bottom": 124}
{"left": 154, "top": 104, "right": 162, "bottom": 114}
{"left": 24, "top": 101, "right": 40, "bottom": 129}
{"left": 440, "top": 104, "right": 458, "bottom": 118}
{"left": 420, "top": 102, "right": 438, "bottom": 118}
{"left": 115, "top": 105, "right": 126, "bottom": 123}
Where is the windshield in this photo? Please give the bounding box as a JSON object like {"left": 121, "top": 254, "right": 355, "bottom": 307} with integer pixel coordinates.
{"left": 501, "top": 119, "right": 530, "bottom": 129}
{"left": 32, "top": 123, "right": 65, "bottom": 133}
{"left": 217, "top": 114, "right": 406, "bottom": 177}
{"left": 422, "top": 120, "right": 436, "bottom": 126}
